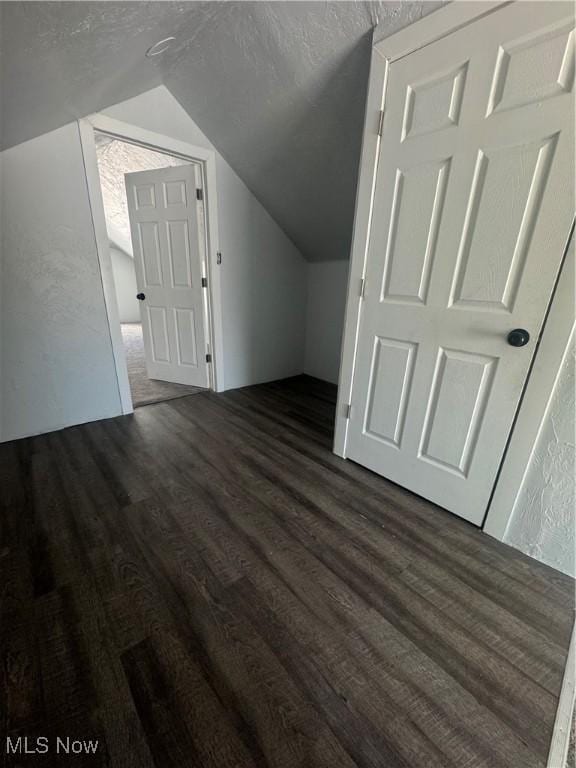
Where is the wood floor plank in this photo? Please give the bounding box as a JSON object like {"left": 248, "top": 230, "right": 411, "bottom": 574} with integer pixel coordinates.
{"left": 169, "top": 392, "right": 564, "bottom": 685}
{"left": 194, "top": 389, "right": 573, "bottom": 629}
{"left": 163, "top": 460, "right": 548, "bottom": 765}
{"left": 0, "top": 375, "right": 573, "bottom": 768}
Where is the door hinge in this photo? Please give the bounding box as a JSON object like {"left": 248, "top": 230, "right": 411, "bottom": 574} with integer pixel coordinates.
{"left": 344, "top": 403, "right": 352, "bottom": 419}
{"left": 196, "top": 188, "right": 203, "bottom": 201}
{"left": 216, "top": 252, "right": 222, "bottom": 265}
{"left": 360, "top": 278, "right": 366, "bottom": 298}
{"left": 377, "top": 109, "right": 385, "bottom": 137}
{"left": 201, "top": 277, "right": 208, "bottom": 288}
{"left": 205, "top": 353, "right": 212, "bottom": 363}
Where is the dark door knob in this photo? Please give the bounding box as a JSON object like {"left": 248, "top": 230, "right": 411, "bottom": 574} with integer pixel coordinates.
{"left": 136, "top": 293, "right": 146, "bottom": 301}
{"left": 507, "top": 328, "right": 530, "bottom": 347}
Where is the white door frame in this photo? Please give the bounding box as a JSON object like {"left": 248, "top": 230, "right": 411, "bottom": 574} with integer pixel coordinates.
{"left": 334, "top": 1, "right": 575, "bottom": 541}
{"left": 78, "top": 114, "right": 224, "bottom": 414}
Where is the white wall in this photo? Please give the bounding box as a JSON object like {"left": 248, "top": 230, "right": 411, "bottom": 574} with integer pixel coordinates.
{"left": 504, "top": 338, "right": 575, "bottom": 577}
{"left": 304, "top": 260, "right": 349, "bottom": 384}
{"left": 0, "top": 86, "right": 308, "bottom": 441}
{"left": 0, "top": 123, "right": 122, "bottom": 441}
{"left": 101, "top": 86, "right": 307, "bottom": 390}
{"left": 110, "top": 246, "right": 140, "bottom": 323}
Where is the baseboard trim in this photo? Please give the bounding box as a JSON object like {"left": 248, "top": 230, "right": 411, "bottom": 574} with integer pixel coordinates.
{"left": 548, "top": 619, "right": 576, "bottom": 768}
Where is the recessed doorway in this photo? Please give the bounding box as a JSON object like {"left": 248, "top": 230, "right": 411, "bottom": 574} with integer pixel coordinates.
{"left": 91, "top": 131, "right": 213, "bottom": 408}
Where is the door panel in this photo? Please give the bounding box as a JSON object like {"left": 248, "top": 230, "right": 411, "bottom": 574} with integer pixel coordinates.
{"left": 174, "top": 308, "right": 198, "bottom": 366}
{"left": 139, "top": 222, "right": 162, "bottom": 286}
{"left": 487, "top": 20, "right": 574, "bottom": 115}
{"left": 451, "top": 136, "right": 558, "bottom": 311}
{"left": 148, "top": 306, "right": 170, "bottom": 363}
{"left": 419, "top": 348, "right": 497, "bottom": 477}
{"left": 382, "top": 159, "right": 450, "bottom": 304}
{"left": 166, "top": 220, "right": 192, "bottom": 288}
{"left": 347, "top": 2, "right": 575, "bottom": 524}
{"left": 125, "top": 164, "right": 209, "bottom": 388}
{"left": 364, "top": 337, "right": 416, "bottom": 447}
{"left": 402, "top": 62, "right": 468, "bottom": 141}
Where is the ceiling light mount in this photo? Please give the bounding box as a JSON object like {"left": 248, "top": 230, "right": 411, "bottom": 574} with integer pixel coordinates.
{"left": 145, "top": 37, "right": 176, "bottom": 57}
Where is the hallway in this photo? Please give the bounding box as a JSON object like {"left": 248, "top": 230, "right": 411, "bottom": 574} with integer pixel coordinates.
{"left": 121, "top": 323, "right": 205, "bottom": 407}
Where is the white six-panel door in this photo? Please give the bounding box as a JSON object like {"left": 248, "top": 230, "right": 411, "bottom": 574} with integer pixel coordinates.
{"left": 125, "top": 163, "right": 210, "bottom": 388}
{"left": 346, "top": 2, "right": 575, "bottom": 524}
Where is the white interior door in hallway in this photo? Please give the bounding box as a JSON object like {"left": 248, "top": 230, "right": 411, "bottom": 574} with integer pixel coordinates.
{"left": 125, "top": 163, "right": 210, "bottom": 388}
{"left": 345, "top": 2, "right": 575, "bottom": 525}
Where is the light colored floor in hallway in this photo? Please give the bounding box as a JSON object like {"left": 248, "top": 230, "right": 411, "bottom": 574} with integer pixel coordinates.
{"left": 121, "top": 323, "right": 205, "bottom": 407}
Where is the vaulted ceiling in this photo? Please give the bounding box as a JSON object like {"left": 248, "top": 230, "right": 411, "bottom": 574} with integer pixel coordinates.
{"left": 0, "top": 2, "right": 444, "bottom": 260}
{"left": 95, "top": 135, "right": 189, "bottom": 257}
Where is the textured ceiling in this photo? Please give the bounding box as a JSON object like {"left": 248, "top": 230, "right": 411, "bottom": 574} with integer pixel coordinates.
{"left": 95, "top": 135, "right": 189, "bottom": 257}
{"left": 161, "top": 2, "right": 444, "bottom": 261}
{"left": 0, "top": 2, "right": 188, "bottom": 148}
{"left": 0, "top": 2, "right": 444, "bottom": 260}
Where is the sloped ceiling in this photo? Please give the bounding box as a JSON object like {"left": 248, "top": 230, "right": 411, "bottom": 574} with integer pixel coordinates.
{"left": 0, "top": 1, "right": 444, "bottom": 260}
{"left": 95, "top": 135, "right": 189, "bottom": 257}
{"left": 0, "top": 2, "right": 190, "bottom": 148}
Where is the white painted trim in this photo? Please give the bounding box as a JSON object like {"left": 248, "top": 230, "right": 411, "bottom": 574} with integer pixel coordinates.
{"left": 335, "top": 1, "right": 575, "bottom": 547}
{"left": 87, "top": 114, "right": 215, "bottom": 164}
{"left": 78, "top": 119, "right": 133, "bottom": 415}
{"left": 547, "top": 621, "right": 576, "bottom": 768}
{"left": 335, "top": 3, "right": 509, "bottom": 458}
{"left": 200, "top": 143, "right": 224, "bottom": 393}
{"left": 484, "top": 226, "right": 575, "bottom": 538}
{"left": 334, "top": 41, "right": 387, "bottom": 457}
{"left": 374, "top": 2, "right": 508, "bottom": 60}
{"left": 80, "top": 114, "right": 224, "bottom": 394}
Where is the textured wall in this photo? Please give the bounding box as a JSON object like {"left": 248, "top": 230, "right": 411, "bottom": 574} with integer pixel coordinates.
{"left": 305, "top": 261, "right": 349, "bottom": 384}
{"left": 505, "top": 338, "right": 576, "bottom": 577}
{"left": 0, "top": 123, "right": 121, "bottom": 442}
{"left": 102, "top": 86, "right": 307, "bottom": 390}
{"left": 109, "top": 246, "right": 140, "bottom": 324}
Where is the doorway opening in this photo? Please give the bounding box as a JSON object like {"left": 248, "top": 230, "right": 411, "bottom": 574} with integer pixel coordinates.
{"left": 93, "top": 132, "right": 211, "bottom": 408}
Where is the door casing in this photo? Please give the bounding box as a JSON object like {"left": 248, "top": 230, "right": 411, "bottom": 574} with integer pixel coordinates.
{"left": 78, "top": 114, "right": 225, "bottom": 414}
{"left": 334, "top": 1, "right": 575, "bottom": 540}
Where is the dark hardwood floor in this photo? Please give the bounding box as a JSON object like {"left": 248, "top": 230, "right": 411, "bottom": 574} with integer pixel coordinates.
{"left": 1, "top": 375, "right": 574, "bottom": 767}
